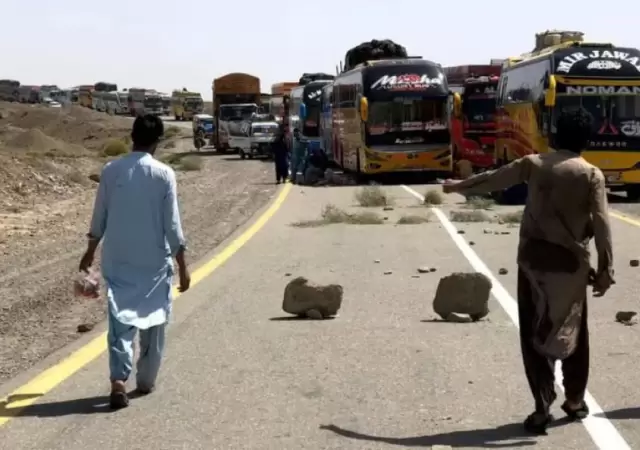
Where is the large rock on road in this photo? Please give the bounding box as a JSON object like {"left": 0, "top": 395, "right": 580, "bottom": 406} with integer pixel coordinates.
{"left": 282, "top": 277, "right": 343, "bottom": 319}
{"left": 433, "top": 272, "right": 492, "bottom": 321}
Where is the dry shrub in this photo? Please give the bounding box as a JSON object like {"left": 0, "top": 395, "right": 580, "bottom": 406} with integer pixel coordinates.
{"left": 423, "top": 190, "right": 444, "bottom": 205}
{"left": 355, "top": 186, "right": 391, "bottom": 207}
{"left": 179, "top": 155, "right": 203, "bottom": 171}
{"left": 292, "top": 204, "right": 384, "bottom": 227}
{"left": 397, "top": 214, "right": 431, "bottom": 224}
{"left": 450, "top": 210, "right": 491, "bottom": 222}
{"left": 102, "top": 139, "right": 129, "bottom": 157}
{"left": 498, "top": 210, "right": 523, "bottom": 224}
{"left": 464, "top": 196, "right": 495, "bottom": 210}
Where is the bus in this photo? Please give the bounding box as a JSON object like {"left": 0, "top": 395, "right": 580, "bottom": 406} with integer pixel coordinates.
{"left": 170, "top": 90, "right": 204, "bottom": 120}
{"left": 18, "top": 85, "right": 40, "bottom": 103}
{"left": 289, "top": 80, "right": 334, "bottom": 153}
{"left": 0, "top": 79, "right": 20, "bottom": 102}
{"left": 495, "top": 30, "right": 640, "bottom": 200}
{"left": 319, "top": 83, "right": 334, "bottom": 160}
{"left": 332, "top": 58, "right": 451, "bottom": 175}
{"left": 92, "top": 91, "right": 107, "bottom": 112}
{"left": 444, "top": 64, "right": 501, "bottom": 172}
{"left": 211, "top": 73, "right": 261, "bottom": 150}
{"left": 78, "top": 85, "right": 94, "bottom": 108}
{"left": 103, "top": 91, "right": 128, "bottom": 114}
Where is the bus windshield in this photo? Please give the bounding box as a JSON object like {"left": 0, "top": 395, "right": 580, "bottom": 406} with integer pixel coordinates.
{"left": 554, "top": 94, "right": 640, "bottom": 148}
{"left": 366, "top": 96, "right": 449, "bottom": 147}
{"left": 462, "top": 95, "right": 496, "bottom": 123}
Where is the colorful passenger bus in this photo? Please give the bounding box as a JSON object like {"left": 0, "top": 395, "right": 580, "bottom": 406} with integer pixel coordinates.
{"left": 495, "top": 30, "right": 640, "bottom": 200}
{"left": 331, "top": 58, "right": 451, "bottom": 175}
{"left": 319, "top": 83, "right": 334, "bottom": 160}
{"left": 288, "top": 80, "right": 333, "bottom": 152}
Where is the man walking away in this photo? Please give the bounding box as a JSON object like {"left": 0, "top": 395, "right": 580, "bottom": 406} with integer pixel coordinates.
{"left": 80, "top": 114, "right": 191, "bottom": 410}
{"left": 272, "top": 127, "right": 289, "bottom": 184}
{"left": 443, "top": 108, "right": 614, "bottom": 434}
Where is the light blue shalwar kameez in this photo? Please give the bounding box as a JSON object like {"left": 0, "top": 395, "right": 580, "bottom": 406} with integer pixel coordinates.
{"left": 89, "top": 152, "right": 185, "bottom": 387}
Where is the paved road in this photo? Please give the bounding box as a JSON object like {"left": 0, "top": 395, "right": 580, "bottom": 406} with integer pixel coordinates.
{"left": 1, "top": 183, "right": 640, "bottom": 449}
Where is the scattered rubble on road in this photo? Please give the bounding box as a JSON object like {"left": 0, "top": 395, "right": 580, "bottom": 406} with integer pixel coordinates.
{"left": 615, "top": 311, "right": 638, "bottom": 326}
{"left": 630, "top": 259, "right": 639, "bottom": 267}
{"left": 433, "top": 272, "right": 492, "bottom": 322}
{"left": 282, "top": 276, "right": 343, "bottom": 319}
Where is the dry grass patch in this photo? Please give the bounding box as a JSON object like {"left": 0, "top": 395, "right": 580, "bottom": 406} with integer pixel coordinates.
{"left": 355, "top": 186, "right": 392, "bottom": 207}
{"left": 163, "top": 140, "right": 177, "bottom": 149}
{"left": 102, "top": 139, "right": 129, "bottom": 157}
{"left": 464, "top": 196, "right": 495, "bottom": 210}
{"left": 449, "top": 209, "right": 491, "bottom": 222}
{"left": 498, "top": 210, "right": 523, "bottom": 224}
{"left": 397, "top": 214, "right": 431, "bottom": 224}
{"left": 178, "top": 155, "right": 203, "bottom": 171}
{"left": 292, "top": 204, "right": 384, "bottom": 227}
{"left": 163, "top": 126, "right": 181, "bottom": 139}
{"left": 423, "top": 189, "right": 444, "bottom": 205}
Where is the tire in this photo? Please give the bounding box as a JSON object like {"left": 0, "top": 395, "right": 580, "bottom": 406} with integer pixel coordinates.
{"left": 626, "top": 185, "right": 640, "bottom": 202}
{"left": 240, "top": 151, "right": 246, "bottom": 160}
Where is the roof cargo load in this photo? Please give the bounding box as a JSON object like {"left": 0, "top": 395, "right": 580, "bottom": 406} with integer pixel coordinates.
{"left": 533, "top": 30, "right": 584, "bottom": 52}
{"left": 343, "top": 39, "right": 408, "bottom": 72}
{"left": 298, "top": 73, "right": 335, "bottom": 86}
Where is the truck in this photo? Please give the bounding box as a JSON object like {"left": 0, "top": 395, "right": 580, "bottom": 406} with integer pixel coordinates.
{"left": 128, "top": 88, "right": 164, "bottom": 116}
{"left": 18, "top": 85, "right": 41, "bottom": 103}
{"left": 270, "top": 81, "right": 298, "bottom": 126}
{"left": 444, "top": 63, "right": 501, "bottom": 172}
{"left": 494, "top": 30, "right": 640, "bottom": 201}
{"left": 170, "top": 90, "right": 204, "bottom": 121}
{"left": 0, "top": 79, "right": 20, "bottom": 102}
{"left": 159, "top": 93, "right": 171, "bottom": 115}
{"left": 211, "top": 73, "right": 261, "bottom": 151}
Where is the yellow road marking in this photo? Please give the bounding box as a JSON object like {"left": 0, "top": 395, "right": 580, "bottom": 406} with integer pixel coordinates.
{"left": 0, "top": 183, "right": 291, "bottom": 426}
{"left": 610, "top": 210, "right": 640, "bottom": 227}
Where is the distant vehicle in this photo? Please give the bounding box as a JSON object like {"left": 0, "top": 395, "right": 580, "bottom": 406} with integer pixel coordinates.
{"left": 211, "top": 73, "right": 261, "bottom": 150}
{"left": 319, "top": 83, "right": 334, "bottom": 160}
{"left": 0, "top": 79, "right": 20, "bottom": 102}
{"left": 43, "top": 97, "right": 61, "bottom": 108}
{"left": 128, "top": 88, "right": 164, "bottom": 116}
{"left": 18, "top": 85, "right": 41, "bottom": 103}
{"left": 270, "top": 81, "right": 298, "bottom": 131}
{"left": 171, "top": 90, "right": 204, "bottom": 121}
{"left": 159, "top": 93, "right": 171, "bottom": 115}
{"left": 192, "top": 113, "right": 215, "bottom": 150}
{"left": 103, "top": 91, "right": 129, "bottom": 114}
{"left": 444, "top": 63, "right": 501, "bottom": 171}
{"left": 92, "top": 91, "right": 107, "bottom": 112}
{"left": 78, "top": 85, "right": 94, "bottom": 108}
{"left": 49, "top": 89, "right": 72, "bottom": 105}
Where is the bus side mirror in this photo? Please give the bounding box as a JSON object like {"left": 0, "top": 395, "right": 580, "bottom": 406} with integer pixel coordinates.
{"left": 545, "top": 75, "right": 556, "bottom": 107}
{"left": 360, "top": 96, "right": 368, "bottom": 122}
{"left": 453, "top": 92, "right": 462, "bottom": 118}
{"left": 300, "top": 103, "right": 307, "bottom": 120}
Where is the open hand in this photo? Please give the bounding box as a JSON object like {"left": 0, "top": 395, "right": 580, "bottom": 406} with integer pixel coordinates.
{"left": 442, "top": 179, "right": 461, "bottom": 194}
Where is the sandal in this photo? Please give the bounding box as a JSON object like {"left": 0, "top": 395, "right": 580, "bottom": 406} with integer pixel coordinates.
{"left": 109, "top": 390, "right": 129, "bottom": 410}
{"left": 524, "top": 412, "right": 553, "bottom": 435}
{"left": 561, "top": 400, "right": 589, "bottom": 420}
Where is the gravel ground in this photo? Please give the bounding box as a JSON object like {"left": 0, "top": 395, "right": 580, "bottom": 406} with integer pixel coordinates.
{"left": 0, "top": 137, "right": 277, "bottom": 383}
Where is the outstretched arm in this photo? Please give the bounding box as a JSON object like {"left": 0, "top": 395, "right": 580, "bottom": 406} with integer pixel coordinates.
{"left": 445, "top": 156, "right": 533, "bottom": 196}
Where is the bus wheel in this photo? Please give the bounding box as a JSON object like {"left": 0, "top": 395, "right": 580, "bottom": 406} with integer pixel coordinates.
{"left": 626, "top": 185, "right": 640, "bottom": 202}
{"left": 240, "top": 150, "right": 246, "bottom": 160}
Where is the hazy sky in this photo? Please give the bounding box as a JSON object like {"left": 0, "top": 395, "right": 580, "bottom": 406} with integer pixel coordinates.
{"left": 1, "top": 0, "right": 636, "bottom": 97}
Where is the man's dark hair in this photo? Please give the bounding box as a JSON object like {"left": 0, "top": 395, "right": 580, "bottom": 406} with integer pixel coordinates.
{"left": 555, "top": 108, "right": 593, "bottom": 153}
{"left": 131, "top": 114, "right": 164, "bottom": 148}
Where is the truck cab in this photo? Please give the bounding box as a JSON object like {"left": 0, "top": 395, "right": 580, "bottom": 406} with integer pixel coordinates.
{"left": 231, "top": 115, "right": 280, "bottom": 159}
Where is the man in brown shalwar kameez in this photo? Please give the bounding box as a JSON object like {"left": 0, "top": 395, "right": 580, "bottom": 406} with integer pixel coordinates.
{"left": 443, "top": 108, "right": 614, "bottom": 434}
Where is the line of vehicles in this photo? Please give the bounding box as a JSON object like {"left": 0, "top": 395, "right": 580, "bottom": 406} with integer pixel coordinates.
{"left": 0, "top": 80, "right": 206, "bottom": 121}
{"left": 262, "top": 30, "right": 640, "bottom": 202}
